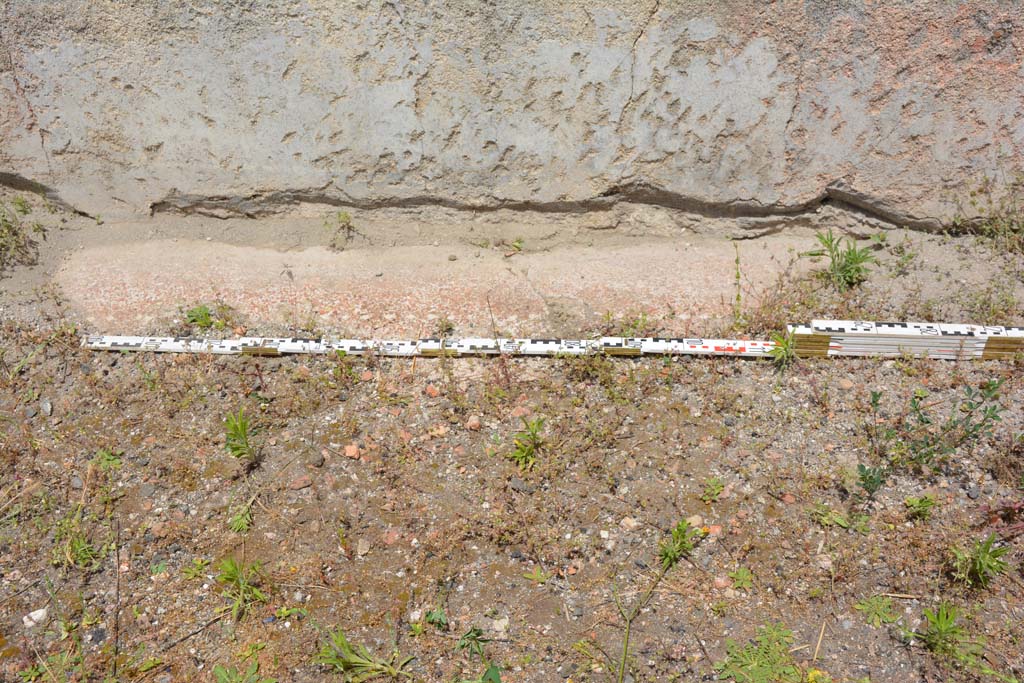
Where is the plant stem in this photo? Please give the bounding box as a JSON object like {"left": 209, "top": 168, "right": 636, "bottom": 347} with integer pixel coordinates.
{"left": 616, "top": 564, "right": 669, "bottom": 683}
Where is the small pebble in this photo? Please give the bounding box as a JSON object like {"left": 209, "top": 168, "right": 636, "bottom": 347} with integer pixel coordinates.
{"left": 288, "top": 475, "right": 312, "bottom": 490}
{"left": 465, "top": 415, "right": 482, "bottom": 430}
{"left": 23, "top": 607, "right": 48, "bottom": 628}
{"left": 448, "top": 254, "right": 457, "bottom": 261}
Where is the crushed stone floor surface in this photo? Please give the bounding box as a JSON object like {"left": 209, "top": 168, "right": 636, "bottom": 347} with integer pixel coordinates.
{"left": 1, "top": 195, "right": 1024, "bottom": 683}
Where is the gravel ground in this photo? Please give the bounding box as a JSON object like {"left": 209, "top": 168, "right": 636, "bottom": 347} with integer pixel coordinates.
{"left": 1, "top": 193, "right": 1024, "bottom": 683}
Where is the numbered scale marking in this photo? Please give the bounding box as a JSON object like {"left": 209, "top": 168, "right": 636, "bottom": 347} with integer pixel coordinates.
{"left": 81, "top": 321, "right": 1024, "bottom": 360}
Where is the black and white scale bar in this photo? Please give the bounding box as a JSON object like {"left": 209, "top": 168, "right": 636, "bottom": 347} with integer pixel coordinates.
{"left": 80, "top": 321, "right": 1024, "bottom": 360}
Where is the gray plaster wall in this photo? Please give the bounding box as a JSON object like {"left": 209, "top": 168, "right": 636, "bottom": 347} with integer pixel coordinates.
{"left": 1, "top": 0, "right": 1022, "bottom": 224}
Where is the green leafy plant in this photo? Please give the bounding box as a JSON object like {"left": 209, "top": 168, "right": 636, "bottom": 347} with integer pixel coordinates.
{"left": 458, "top": 663, "right": 502, "bottom": 683}
{"left": 951, "top": 533, "right": 1009, "bottom": 588}
{"left": 900, "top": 381, "right": 1004, "bottom": 469}
{"left": 768, "top": 331, "right": 797, "bottom": 370}
{"left": 216, "top": 558, "right": 269, "bottom": 621}
{"left": 0, "top": 199, "right": 46, "bottom": 273}
{"left": 810, "top": 504, "right": 849, "bottom": 529}
{"left": 325, "top": 211, "right": 358, "bottom": 251}
{"left": 911, "top": 602, "right": 977, "bottom": 661}
{"left": 658, "top": 519, "right": 701, "bottom": 570}
{"left": 906, "top": 602, "right": 1017, "bottom": 681}
{"left": 613, "top": 518, "right": 703, "bottom": 683}
{"left": 274, "top": 606, "right": 307, "bottom": 620}
{"left": 522, "top": 566, "right": 550, "bottom": 585}
{"left": 186, "top": 304, "right": 214, "bottom": 330}
{"left": 17, "top": 664, "right": 44, "bottom": 682}
{"left": 715, "top": 622, "right": 802, "bottom": 683}
{"left": 213, "top": 661, "right": 276, "bottom": 683}
{"left": 313, "top": 628, "right": 414, "bottom": 680}
{"left": 854, "top": 595, "right": 899, "bottom": 628}
{"left": 856, "top": 464, "right": 887, "bottom": 499}
{"left": 225, "top": 408, "right": 259, "bottom": 468}
{"left": 228, "top": 499, "right": 254, "bottom": 533}
{"left": 183, "top": 557, "right": 210, "bottom": 580}
{"left": 11, "top": 195, "right": 31, "bottom": 215}
{"left": 51, "top": 506, "right": 104, "bottom": 571}
{"left": 956, "top": 174, "right": 1024, "bottom": 255}
{"left": 507, "top": 417, "right": 544, "bottom": 471}
{"left": 91, "top": 448, "right": 122, "bottom": 472}
{"left": 425, "top": 606, "right": 448, "bottom": 631}
{"left": 729, "top": 567, "right": 754, "bottom": 591}
{"left": 802, "top": 229, "right": 876, "bottom": 291}
{"left": 905, "top": 494, "right": 936, "bottom": 520}
{"left": 700, "top": 476, "right": 725, "bottom": 504}
{"left": 456, "top": 627, "right": 491, "bottom": 661}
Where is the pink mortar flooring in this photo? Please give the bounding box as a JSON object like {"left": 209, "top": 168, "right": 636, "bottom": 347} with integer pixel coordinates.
{"left": 55, "top": 236, "right": 813, "bottom": 337}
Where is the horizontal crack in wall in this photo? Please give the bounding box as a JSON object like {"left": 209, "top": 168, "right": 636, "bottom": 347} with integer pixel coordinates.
{"left": 149, "top": 180, "right": 949, "bottom": 232}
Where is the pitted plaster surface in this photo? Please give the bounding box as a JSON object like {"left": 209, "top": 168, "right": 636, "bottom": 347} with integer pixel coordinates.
{"left": 1, "top": 1, "right": 1021, "bottom": 223}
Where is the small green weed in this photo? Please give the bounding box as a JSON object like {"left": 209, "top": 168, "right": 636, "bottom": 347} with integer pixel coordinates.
{"left": 17, "top": 664, "right": 44, "bottom": 681}
{"left": 457, "top": 663, "right": 502, "bottom": 683}
{"left": 715, "top": 622, "right": 801, "bottom": 683}
{"left": 213, "top": 661, "right": 276, "bottom": 683}
{"left": 614, "top": 517, "right": 703, "bottom": 683}
{"left": 507, "top": 417, "right": 544, "bottom": 471}
{"left": 51, "top": 506, "right": 104, "bottom": 571}
{"left": 768, "top": 331, "right": 797, "bottom": 370}
{"left": 324, "top": 211, "right": 358, "bottom": 251}
{"left": 658, "top": 519, "right": 702, "bottom": 570}
{"left": 802, "top": 229, "right": 876, "bottom": 291}
{"left": 951, "top": 533, "right": 1009, "bottom": 588}
{"left": 425, "top": 606, "right": 448, "bottom": 631}
{"left": 810, "top": 504, "right": 849, "bottom": 529}
{"left": 956, "top": 174, "right": 1024, "bottom": 254}
{"left": 910, "top": 602, "right": 977, "bottom": 661}
{"left": 313, "top": 628, "right": 414, "bottom": 679}
{"left": 905, "top": 494, "right": 936, "bottom": 520}
{"left": 456, "top": 627, "right": 491, "bottom": 661}
{"left": 522, "top": 566, "right": 550, "bottom": 585}
{"left": 225, "top": 408, "right": 259, "bottom": 468}
{"left": 186, "top": 304, "right": 214, "bottom": 330}
{"left": 91, "top": 448, "right": 122, "bottom": 472}
{"left": 908, "top": 602, "right": 1018, "bottom": 681}
{"left": 216, "top": 558, "right": 269, "bottom": 621}
{"left": 274, "top": 605, "right": 308, "bottom": 620}
{"left": 854, "top": 595, "right": 899, "bottom": 627}
{"left": 11, "top": 196, "right": 31, "bottom": 215}
{"left": 183, "top": 557, "right": 210, "bottom": 580}
{"left": 700, "top": 476, "right": 725, "bottom": 504}
{"left": 856, "top": 464, "right": 887, "bottom": 499}
{"left": 728, "top": 567, "right": 754, "bottom": 591}
{"left": 0, "top": 199, "right": 46, "bottom": 273}
{"left": 874, "top": 380, "right": 1005, "bottom": 470}
{"left": 228, "top": 499, "right": 254, "bottom": 534}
